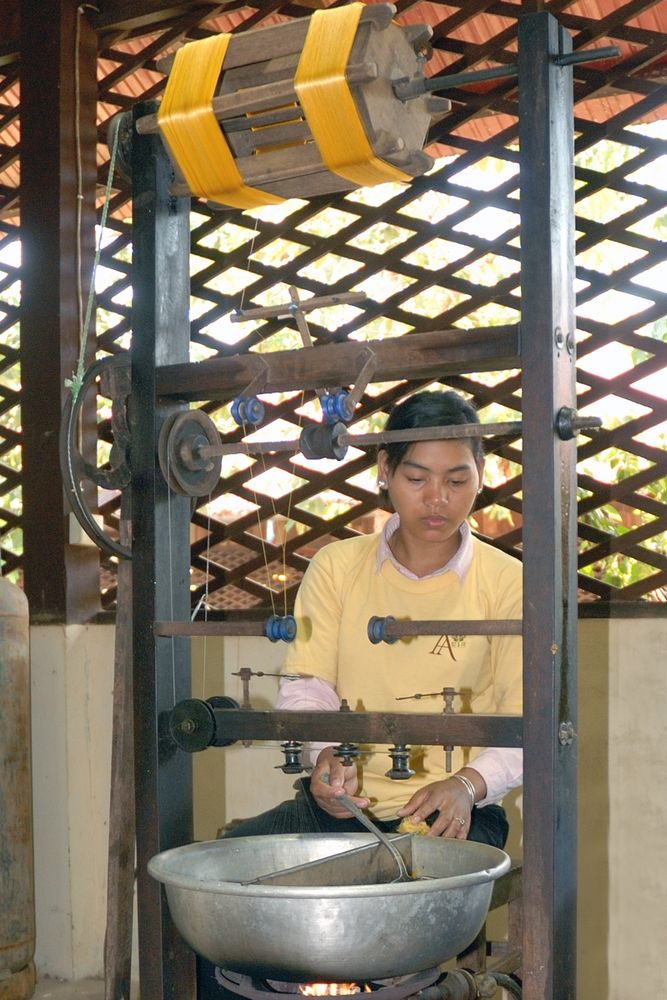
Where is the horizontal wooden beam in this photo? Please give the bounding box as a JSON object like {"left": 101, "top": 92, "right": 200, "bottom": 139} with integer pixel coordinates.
{"left": 92, "top": 0, "right": 219, "bottom": 34}
{"left": 155, "top": 325, "right": 521, "bottom": 400}
{"left": 172, "top": 704, "right": 523, "bottom": 751}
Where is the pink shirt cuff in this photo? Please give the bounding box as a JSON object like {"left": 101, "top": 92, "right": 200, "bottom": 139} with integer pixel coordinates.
{"left": 277, "top": 675, "right": 339, "bottom": 766}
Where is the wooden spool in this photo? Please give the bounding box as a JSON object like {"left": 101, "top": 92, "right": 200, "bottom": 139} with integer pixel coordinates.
{"left": 135, "top": 3, "right": 450, "bottom": 205}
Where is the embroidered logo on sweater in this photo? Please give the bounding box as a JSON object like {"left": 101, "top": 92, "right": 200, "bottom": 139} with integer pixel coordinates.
{"left": 429, "top": 634, "right": 465, "bottom": 659}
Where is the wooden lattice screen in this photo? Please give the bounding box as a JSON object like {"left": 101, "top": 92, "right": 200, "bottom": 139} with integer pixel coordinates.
{"left": 0, "top": 48, "right": 20, "bottom": 579}
{"left": 1, "top": 1, "right": 666, "bottom": 612}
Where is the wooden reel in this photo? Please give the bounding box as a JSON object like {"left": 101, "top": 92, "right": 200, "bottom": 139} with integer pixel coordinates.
{"left": 135, "top": 3, "right": 450, "bottom": 206}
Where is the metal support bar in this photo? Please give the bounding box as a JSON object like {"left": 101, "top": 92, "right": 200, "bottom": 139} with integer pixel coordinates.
{"left": 394, "top": 44, "right": 618, "bottom": 99}
{"left": 155, "top": 621, "right": 277, "bottom": 638}
{"left": 154, "top": 616, "right": 521, "bottom": 639}
{"left": 154, "top": 616, "right": 295, "bottom": 642}
{"left": 394, "top": 65, "right": 518, "bottom": 100}
{"left": 518, "top": 13, "right": 578, "bottom": 1000}
{"left": 554, "top": 45, "right": 619, "bottom": 66}
{"left": 130, "top": 101, "right": 196, "bottom": 1000}
{"left": 199, "top": 419, "right": 527, "bottom": 460}
{"left": 369, "top": 617, "right": 523, "bottom": 641}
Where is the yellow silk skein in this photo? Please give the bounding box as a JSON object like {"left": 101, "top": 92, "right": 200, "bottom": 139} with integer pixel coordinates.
{"left": 295, "top": 4, "right": 411, "bottom": 188}
{"left": 157, "top": 34, "right": 282, "bottom": 210}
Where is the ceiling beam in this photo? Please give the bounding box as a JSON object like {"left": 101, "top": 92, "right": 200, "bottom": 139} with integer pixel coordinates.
{"left": 0, "top": 47, "right": 19, "bottom": 68}
{"left": 91, "top": 0, "right": 225, "bottom": 34}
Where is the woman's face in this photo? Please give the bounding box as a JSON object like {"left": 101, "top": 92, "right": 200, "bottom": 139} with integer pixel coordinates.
{"left": 378, "top": 439, "right": 483, "bottom": 548}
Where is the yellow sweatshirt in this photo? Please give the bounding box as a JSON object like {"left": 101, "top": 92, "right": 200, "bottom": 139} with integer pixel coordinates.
{"left": 284, "top": 531, "right": 522, "bottom": 821}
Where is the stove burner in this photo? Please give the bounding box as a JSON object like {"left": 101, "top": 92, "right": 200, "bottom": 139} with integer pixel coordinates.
{"left": 215, "top": 967, "right": 441, "bottom": 1000}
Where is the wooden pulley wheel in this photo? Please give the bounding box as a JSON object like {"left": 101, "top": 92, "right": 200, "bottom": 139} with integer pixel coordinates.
{"left": 158, "top": 409, "right": 222, "bottom": 497}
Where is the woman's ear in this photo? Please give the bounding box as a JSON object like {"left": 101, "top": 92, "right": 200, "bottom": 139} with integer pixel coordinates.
{"left": 377, "top": 450, "right": 389, "bottom": 488}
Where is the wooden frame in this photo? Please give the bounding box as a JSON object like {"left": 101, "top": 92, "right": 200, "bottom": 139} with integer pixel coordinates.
{"left": 129, "top": 11, "right": 579, "bottom": 999}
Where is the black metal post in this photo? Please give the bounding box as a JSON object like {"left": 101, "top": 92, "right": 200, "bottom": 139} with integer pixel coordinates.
{"left": 130, "top": 102, "right": 196, "bottom": 999}
{"left": 518, "top": 13, "right": 578, "bottom": 1000}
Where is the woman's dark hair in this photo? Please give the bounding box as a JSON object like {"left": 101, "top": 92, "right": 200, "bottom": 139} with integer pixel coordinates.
{"left": 379, "top": 389, "right": 483, "bottom": 476}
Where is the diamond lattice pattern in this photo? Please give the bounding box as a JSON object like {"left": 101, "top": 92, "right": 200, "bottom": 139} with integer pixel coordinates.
{"left": 1, "top": 1, "right": 665, "bottom": 609}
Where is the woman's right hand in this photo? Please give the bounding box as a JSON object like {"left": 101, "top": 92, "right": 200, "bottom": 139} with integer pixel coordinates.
{"left": 310, "top": 747, "right": 369, "bottom": 818}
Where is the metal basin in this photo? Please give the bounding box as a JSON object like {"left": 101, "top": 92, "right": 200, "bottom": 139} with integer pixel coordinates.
{"left": 148, "top": 834, "right": 510, "bottom": 982}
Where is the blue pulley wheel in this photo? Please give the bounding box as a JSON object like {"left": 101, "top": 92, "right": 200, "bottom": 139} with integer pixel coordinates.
{"left": 231, "top": 396, "right": 265, "bottom": 427}
{"left": 367, "top": 615, "right": 398, "bottom": 645}
{"left": 264, "top": 614, "right": 297, "bottom": 643}
{"left": 321, "top": 390, "right": 355, "bottom": 424}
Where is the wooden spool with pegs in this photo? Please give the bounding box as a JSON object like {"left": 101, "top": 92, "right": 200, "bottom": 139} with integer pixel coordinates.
{"left": 134, "top": 2, "right": 450, "bottom": 207}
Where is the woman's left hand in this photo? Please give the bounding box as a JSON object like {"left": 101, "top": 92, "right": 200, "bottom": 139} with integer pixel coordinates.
{"left": 396, "top": 778, "right": 472, "bottom": 839}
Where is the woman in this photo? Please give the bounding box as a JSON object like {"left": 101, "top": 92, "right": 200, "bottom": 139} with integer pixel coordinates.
{"left": 227, "top": 389, "right": 522, "bottom": 849}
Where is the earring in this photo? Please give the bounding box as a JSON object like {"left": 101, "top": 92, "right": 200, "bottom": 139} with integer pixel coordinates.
{"left": 378, "top": 479, "right": 387, "bottom": 489}
{"left": 477, "top": 487, "right": 483, "bottom": 494}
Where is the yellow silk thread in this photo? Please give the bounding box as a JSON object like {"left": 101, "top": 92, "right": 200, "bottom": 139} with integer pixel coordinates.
{"left": 294, "top": 4, "right": 411, "bottom": 188}
{"left": 157, "top": 34, "right": 282, "bottom": 210}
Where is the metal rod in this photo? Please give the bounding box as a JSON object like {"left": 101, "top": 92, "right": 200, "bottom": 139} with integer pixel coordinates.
{"left": 155, "top": 620, "right": 274, "bottom": 637}
{"left": 394, "top": 65, "right": 518, "bottom": 100}
{"left": 394, "top": 44, "right": 620, "bottom": 100}
{"left": 379, "top": 618, "right": 523, "bottom": 638}
{"left": 337, "top": 420, "right": 525, "bottom": 448}
{"left": 199, "top": 418, "right": 526, "bottom": 460}
{"left": 554, "top": 45, "right": 619, "bottom": 67}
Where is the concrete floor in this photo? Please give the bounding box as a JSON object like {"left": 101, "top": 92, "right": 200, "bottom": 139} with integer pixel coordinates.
{"left": 33, "top": 981, "right": 102, "bottom": 998}
{"left": 33, "top": 979, "right": 135, "bottom": 999}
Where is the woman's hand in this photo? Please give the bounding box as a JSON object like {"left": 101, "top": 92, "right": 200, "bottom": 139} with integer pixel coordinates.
{"left": 396, "top": 777, "right": 475, "bottom": 839}
{"left": 310, "top": 747, "right": 370, "bottom": 818}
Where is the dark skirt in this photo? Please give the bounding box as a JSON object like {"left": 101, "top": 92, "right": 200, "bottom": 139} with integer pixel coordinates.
{"left": 221, "top": 776, "right": 509, "bottom": 849}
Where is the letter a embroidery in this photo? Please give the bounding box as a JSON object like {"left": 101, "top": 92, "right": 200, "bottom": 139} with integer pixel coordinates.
{"left": 429, "top": 634, "right": 457, "bottom": 660}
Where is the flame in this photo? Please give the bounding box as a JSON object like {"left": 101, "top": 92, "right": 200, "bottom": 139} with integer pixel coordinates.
{"left": 299, "top": 985, "right": 364, "bottom": 996}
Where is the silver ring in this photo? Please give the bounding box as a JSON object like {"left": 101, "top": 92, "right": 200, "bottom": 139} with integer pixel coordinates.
{"left": 455, "top": 816, "right": 465, "bottom": 827}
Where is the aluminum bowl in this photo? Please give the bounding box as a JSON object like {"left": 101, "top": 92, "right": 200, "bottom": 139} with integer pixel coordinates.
{"left": 148, "top": 834, "right": 509, "bottom": 981}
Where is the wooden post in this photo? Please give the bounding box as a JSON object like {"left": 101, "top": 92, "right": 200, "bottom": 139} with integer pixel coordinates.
{"left": 19, "top": 0, "right": 100, "bottom": 622}
{"left": 518, "top": 13, "right": 578, "bottom": 1000}
{"left": 130, "top": 102, "right": 195, "bottom": 1000}
{"left": 104, "top": 506, "right": 135, "bottom": 1000}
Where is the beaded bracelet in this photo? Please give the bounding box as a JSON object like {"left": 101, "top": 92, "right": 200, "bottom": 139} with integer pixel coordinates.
{"left": 451, "top": 773, "right": 476, "bottom": 809}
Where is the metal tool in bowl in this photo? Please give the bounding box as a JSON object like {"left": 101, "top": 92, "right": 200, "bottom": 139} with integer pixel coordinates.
{"left": 242, "top": 832, "right": 412, "bottom": 886}
{"left": 335, "top": 791, "right": 412, "bottom": 881}
{"left": 319, "top": 772, "right": 411, "bottom": 882}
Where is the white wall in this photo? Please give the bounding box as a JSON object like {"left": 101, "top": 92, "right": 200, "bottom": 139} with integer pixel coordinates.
{"left": 579, "top": 617, "right": 667, "bottom": 1000}
{"left": 29, "top": 619, "right": 667, "bottom": 996}
{"left": 30, "top": 625, "right": 114, "bottom": 980}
